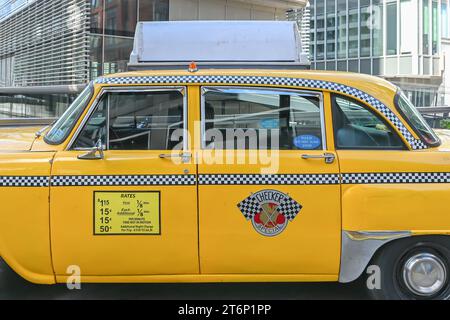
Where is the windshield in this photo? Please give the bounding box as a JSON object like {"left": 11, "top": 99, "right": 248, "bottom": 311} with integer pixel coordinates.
{"left": 45, "top": 84, "right": 94, "bottom": 145}
{"left": 395, "top": 91, "right": 441, "bottom": 147}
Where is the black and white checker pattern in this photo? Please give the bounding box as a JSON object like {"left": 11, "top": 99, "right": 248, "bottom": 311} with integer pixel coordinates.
{"left": 51, "top": 175, "right": 196, "bottom": 186}
{"left": 4, "top": 171, "right": 448, "bottom": 188}
{"left": 342, "top": 172, "right": 450, "bottom": 184}
{"left": 95, "top": 75, "right": 427, "bottom": 150}
{"left": 201, "top": 172, "right": 450, "bottom": 185}
{"left": 237, "top": 196, "right": 262, "bottom": 220}
{"left": 276, "top": 196, "right": 303, "bottom": 221}
{"left": 198, "top": 174, "right": 340, "bottom": 185}
{"left": 0, "top": 176, "right": 49, "bottom": 187}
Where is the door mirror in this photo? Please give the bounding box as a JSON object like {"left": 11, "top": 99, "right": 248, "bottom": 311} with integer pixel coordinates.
{"left": 77, "top": 139, "right": 105, "bottom": 160}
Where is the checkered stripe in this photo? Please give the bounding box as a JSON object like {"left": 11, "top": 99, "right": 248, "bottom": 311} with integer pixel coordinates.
{"left": 276, "top": 196, "right": 303, "bottom": 221}
{"left": 95, "top": 75, "right": 427, "bottom": 150}
{"left": 199, "top": 174, "right": 340, "bottom": 185}
{"left": 51, "top": 175, "right": 196, "bottom": 186}
{"left": 3, "top": 172, "right": 449, "bottom": 187}
{"left": 0, "top": 176, "right": 49, "bottom": 187}
{"left": 343, "top": 172, "right": 450, "bottom": 184}
{"left": 237, "top": 196, "right": 262, "bottom": 220}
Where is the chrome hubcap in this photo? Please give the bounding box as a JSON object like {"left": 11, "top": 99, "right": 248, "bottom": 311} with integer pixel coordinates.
{"left": 402, "top": 253, "right": 447, "bottom": 297}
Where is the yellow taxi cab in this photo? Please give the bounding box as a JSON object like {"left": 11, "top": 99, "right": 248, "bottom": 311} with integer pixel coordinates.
{"left": 0, "top": 21, "right": 449, "bottom": 300}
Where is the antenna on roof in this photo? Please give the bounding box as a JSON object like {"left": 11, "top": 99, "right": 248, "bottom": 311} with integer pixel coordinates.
{"left": 128, "top": 21, "right": 310, "bottom": 70}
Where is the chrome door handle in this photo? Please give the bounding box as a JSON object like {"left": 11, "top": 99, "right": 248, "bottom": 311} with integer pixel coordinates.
{"left": 159, "top": 152, "right": 191, "bottom": 159}
{"left": 159, "top": 152, "right": 192, "bottom": 163}
{"left": 301, "top": 153, "right": 336, "bottom": 164}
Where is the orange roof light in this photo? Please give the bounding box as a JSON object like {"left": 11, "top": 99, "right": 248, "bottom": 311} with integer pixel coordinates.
{"left": 188, "top": 61, "right": 198, "bottom": 73}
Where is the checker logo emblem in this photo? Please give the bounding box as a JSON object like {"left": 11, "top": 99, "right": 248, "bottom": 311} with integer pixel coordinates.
{"left": 237, "top": 190, "right": 302, "bottom": 237}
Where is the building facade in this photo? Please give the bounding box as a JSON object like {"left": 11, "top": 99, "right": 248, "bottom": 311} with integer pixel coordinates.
{"left": 0, "top": 0, "right": 306, "bottom": 88}
{"left": 0, "top": 0, "right": 306, "bottom": 118}
{"left": 308, "top": 0, "right": 450, "bottom": 107}
{"left": 88, "top": 0, "right": 303, "bottom": 80}
{"left": 0, "top": 0, "right": 90, "bottom": 88}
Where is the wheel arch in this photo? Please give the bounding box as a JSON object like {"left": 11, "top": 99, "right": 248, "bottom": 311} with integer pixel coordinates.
{"left": 0, "top": 253, "right": 56, "bottom": 284}
{"left": 339, "top": 231, "right": 450, "bottom": 283}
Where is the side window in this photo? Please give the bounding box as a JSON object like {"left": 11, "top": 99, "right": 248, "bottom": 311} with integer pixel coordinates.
{"left": 332, "top": 94, "right": 405, "bottom": 150}
{"left": 73, "top": 96, "right": 107, "bottom": 149}
{"left": 202, "top": 87, "right": 323, "bottom": 150}
{"left": 73, "top": 89, "right": 185, "bottom": 150}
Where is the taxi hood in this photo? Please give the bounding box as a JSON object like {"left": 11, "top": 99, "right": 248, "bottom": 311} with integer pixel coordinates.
{"left": 435, "top": 129, "right": 450, "bottom": 150}
{"left": 0, "top": 126, "right": 40, "bottom": 151}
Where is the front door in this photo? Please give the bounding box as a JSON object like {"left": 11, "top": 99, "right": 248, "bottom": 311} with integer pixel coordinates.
{"left": 197, "top": 86, "right": 342, "bottom": 276}
{"left": 50, "top": 86, "right": 199, "bottom": 276}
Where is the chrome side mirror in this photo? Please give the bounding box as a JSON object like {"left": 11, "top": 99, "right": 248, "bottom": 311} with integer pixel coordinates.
{"left": 78, "top": 140, "right": 105, "bottom": 160}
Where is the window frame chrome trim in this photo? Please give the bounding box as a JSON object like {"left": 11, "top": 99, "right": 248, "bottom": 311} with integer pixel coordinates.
{"left": 44, "top": 82, "right": 94, "bottom": 146}
{"left": 200, "top": 86, "right": 326, "bottom": 151}
{"left": 66, "top": 86, "right": 188, "bottom": 152}
{"left": 394, "top": 88, "right": 441, "bottom": 148}
{"left": 331, "top": 93, "right": 409, "bottom": 151}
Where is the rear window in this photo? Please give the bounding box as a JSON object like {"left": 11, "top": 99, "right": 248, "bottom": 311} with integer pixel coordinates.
{"left": 395, "top": 91, "right": 440, "bottom": 147}
{"left": 202, "top": 87, "right": 323, "bottom": 150}
{"left": 332, "top": 94, "right": 405, "bottom": 150}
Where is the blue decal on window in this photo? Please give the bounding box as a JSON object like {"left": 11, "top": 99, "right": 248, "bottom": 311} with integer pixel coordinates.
{"left": 293, "top": 135, "right": 321, "bottom": 150}
{"left": 260, "top": 118, "right": 279, "bottom": 129}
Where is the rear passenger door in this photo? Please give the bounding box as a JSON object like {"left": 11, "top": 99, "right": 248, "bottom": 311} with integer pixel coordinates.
{"left": 197, "top": 87, "right": 342, "bottom": 277}
{"left": 50, "top": 87, "right": 199, "bottom": 277}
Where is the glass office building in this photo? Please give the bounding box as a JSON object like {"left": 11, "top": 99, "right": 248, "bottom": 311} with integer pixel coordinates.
{"left": 0, "top": 0, "right": 90, "bottom": 87}
{"left": 89, "top": 0, "right": 169, "bottom": 80}
{"left": 0, "top": 0, "right": 171, "bottom": 118}
{"left": 0, "top": 0, "right": 302, "bottom": 89}
{"left": 309, "top": 0, "right": 450, "bottom": 107}
{"left": 0, "top": 0, "right": 169, "bottom": 88}
{"left": 0, "top": 0, "right": 306, "bottom": 119}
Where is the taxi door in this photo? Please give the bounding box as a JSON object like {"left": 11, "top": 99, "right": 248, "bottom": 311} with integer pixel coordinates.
{"left": 197, "top": 87, "right": 342, "bottom": 276}
{"left": 50, "top": 86, "right": 199, "bottom": 277}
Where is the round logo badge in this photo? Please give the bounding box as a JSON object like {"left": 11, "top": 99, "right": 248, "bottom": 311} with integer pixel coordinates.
{"left": 237, "top": 190, "right": 302, "bottom": 237}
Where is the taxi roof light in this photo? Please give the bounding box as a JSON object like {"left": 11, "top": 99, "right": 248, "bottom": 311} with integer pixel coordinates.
{"left": 128, "top": 21, "right": 310, "bottom": 70}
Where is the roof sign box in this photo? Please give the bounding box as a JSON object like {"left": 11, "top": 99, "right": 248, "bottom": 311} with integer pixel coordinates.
{"left": 129, "top": 21, "right": 309, "bottom": 69}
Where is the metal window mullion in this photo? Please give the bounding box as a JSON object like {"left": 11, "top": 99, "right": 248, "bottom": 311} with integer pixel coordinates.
{"left": 357, "top": 0, "right": 361, "bottom": 71}
{"left": 335, "top": 0, "right": 338, "bottom": 65}
{"left": 346, "top": 0, "right": 349, "bottom": 69}
{"left": 324, "top": 0, "right": 327, "bottom": 61}
{"left": 101, "top": 0, "right": 106, "bottom": 77}
{"left": 106, "top": 93, "right": 110, "bottom": 149}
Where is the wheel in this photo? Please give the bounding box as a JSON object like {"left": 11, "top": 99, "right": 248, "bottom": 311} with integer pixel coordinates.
{"left": 367, "top": 236, "right": 450, "bottom": 300}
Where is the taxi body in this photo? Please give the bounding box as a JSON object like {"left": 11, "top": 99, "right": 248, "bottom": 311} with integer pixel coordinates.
{"left": 1, "top": 69, "right": 449, "bottom": 300}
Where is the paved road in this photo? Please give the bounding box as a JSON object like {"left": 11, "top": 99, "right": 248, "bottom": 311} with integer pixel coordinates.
{"left": 0, "top": 259, "right": 369, "bottom": 300}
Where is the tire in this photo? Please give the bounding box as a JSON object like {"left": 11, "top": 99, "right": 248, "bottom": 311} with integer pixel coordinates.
{"left": 366, "top": 236, "right": 450, "bottom": 300}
